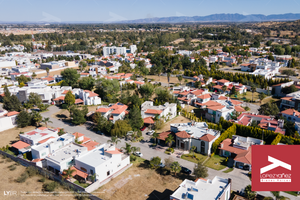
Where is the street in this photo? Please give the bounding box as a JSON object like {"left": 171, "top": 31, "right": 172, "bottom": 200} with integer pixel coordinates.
{"left": 41, "top": 106, "right": 298, "bottom": 199}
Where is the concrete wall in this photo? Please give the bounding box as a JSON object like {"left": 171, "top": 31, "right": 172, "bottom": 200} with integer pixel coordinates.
{"left": 0, "top": 61, "right": 16, "bottom": 68}
{"left": 0, "top": 115, "right": 17, "bottom": 132}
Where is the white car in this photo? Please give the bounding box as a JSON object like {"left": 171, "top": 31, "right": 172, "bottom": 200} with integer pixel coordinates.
{"left": 147, "top": 130, "right": 155, "bottom": 135}
{"left": 134, "top": 152, "right": 143, "bottom": 157}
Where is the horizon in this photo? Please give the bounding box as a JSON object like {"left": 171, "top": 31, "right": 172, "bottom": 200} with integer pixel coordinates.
{"left": 1, "top": 0, "right": 300, "bottom": 23}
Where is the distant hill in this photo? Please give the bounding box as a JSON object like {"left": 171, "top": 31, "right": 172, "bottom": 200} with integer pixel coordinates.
{"left": 117, "top": 13, "right": 300, "bottom": 23}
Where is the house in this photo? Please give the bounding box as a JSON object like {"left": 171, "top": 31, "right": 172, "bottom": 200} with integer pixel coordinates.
{"left": 74, "top": 144, "right": 130, "bottom": 183}
{"left": 0, "top": 110, "right": 19, "bottom": 132}
{"left": 96, "top": 102, "right": 128, "bottom": 123}
{"left": 219, "top": 135, "right": 263, "bottom": 171}
{"left": 213, "top": 79, "right": 247, "bottom": 94}
{"left": 280, "top": 90, "right": 300, "bottom": 111}
{"left": 19, "top": 127, "right": 59, "bottom": 147}
{"left": 281, "top": 109, "right": 300, "bottom": 123}
{"left": 232, "top": 113, "right": 285, "bottom": 134}
{"left": 31, "top": 133, "right": 75, "bottom": 160}
{"left": 170, "top": 122, "right": 220, "bottom": 155}
{"left": 170, "top": 176, "right": 231, "bottom": 200}
{"left": 79, "top": 90, "right": 101, "bottom": 105}
{"left": 272, "top": 81, "right": 294, "bottom": 97}
{"left": 45, "top": 142, "right": 88, "bottom": 174}
{"left": 141, "top": 101, "right": 177, "bottom": 121}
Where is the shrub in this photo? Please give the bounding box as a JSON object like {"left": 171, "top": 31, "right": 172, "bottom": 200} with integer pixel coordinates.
{"left": 8, "top": 164, "right": 16, "bottom": 171}
{"left": 271, "top": 134, "right": 282, "bottom": 145}
{"left": 130, "top": 154, "right": 136, "bottom": 162}
{"left": 211, "top": 152, "right": 215, "bottom": 157}
{"left": 39, "top": 177, "right": 46, "bottom": 182}
{"left": 16, "top": 172, "right": 29, "bottom": 183}
{"left": 26, "top": 166, "right": 39, "bottom": 177}
{"left": 43, "top": 181, "right": 59, "bottom": 192}
{"left": 61, "top": 104, "right": 68, "bottom": 109}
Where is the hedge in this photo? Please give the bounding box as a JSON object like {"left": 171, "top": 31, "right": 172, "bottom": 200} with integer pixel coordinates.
{"left": 271, "top": 134, "right": 282, "bottom": 145}
{"left": 212, "top": 124, "right": 236, "bottom": 154}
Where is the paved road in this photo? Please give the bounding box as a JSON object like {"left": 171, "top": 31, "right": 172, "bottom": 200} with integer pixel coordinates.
{"left": 41, "top": 106, "right": 299, "bottom": 200}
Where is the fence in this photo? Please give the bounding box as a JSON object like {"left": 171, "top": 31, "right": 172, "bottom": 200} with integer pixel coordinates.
{"left": 0, "top": 150, "right": 102, "bottom": 200}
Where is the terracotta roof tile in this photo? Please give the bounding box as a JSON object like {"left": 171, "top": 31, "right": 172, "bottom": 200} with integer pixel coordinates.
{"left": 199, "top": 134, "right": 216, "bottom": 142}
{"left": 11, "top": 141, "right": 30, "bottom": 149}
{"left": 145, "top": 109, "right": 163, "bottom": 115}
{"left": 175, "top": 131, "right": 191, "bottom": 138}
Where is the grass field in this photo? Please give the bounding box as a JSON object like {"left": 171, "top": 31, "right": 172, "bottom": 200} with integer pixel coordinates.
{"left": 223, "top": 168, "right": 234, "bottom": 173}
{"left": 204, "top": 155, "right": 227, "bottom": 171}
{"left": 0, "top": 155, "right": 76, "bottom": 200}
{"left": 93, "top": 160, "right": 186, "bottom": 200}
{"left": 181, "top": 153, "right": 207, "bottom": 164}
{"left": 146, "top": 75, "right": 189, "bottom": 85}
{"left": 0, "top": 126, "right": 37, "bottom": 148}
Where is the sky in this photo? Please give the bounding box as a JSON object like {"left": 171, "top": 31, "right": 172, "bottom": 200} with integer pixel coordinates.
{"left": 1, "top": 0, "right": 300, "bottom": 22}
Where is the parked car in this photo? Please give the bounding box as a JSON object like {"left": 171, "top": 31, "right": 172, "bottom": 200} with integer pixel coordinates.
{"left": 181, "top": 166, "right": 192, "bottom": 175}
{"left": 140, "top": 126, "right": 146, "bottom": 131}
{"left": 146, "top": 130, "right": 155, "bottom": 135}
{"left": 133, "top": 152, "right": 143, "bottom": 157}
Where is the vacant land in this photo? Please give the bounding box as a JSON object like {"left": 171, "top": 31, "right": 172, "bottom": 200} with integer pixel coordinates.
{"left": 0, "top": 156, "right": 76, "bottom": 200}
{"left": 35, "top": 66, "right": 79, "bottom": 78}
{"left": 0, "top": 126, "right": 36, "bottom": 148}
{"left": 158, "top": 115, "right": 190, "bottom": 133}
{"left": 205, "top": 155, "right": 227, "bottom": 171}
{"left": 171, "top": 38, "right": 185, "bottom": 44}
{"left": 146, "top": 75, "right": 188, "bottom": 85}
{"left": 93, "top": 162, "right": 184, "bottom": 200}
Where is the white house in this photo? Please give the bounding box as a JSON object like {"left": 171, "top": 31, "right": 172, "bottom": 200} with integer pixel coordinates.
{"left": 96, "top": 102, "right": 128, "bottom": 123}
{"left": 141, "top": 101, "right": 177, "bottom": 121}
{"left": 79, "top": 90, "right": 101, "bottom": 105}
{"left": 170, "top": 177, "right": 231, "bottom": 200}
{"left": 20, "top": 127, "right": 59, "bottom": 147}
{"left": 0, "top": 110, "right": 19, "bottom": 132}
{"left": 169, "top": 122, "right": 220, "bottom": 155}
{"left": 74, "top": 144, "right": 130, "bottom": 182}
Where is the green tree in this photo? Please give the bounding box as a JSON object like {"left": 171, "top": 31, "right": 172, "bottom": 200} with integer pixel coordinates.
{"left": 46, "top": 67, "right": 50, "bottom": 76}
{"left": 28, "top": 92, "right": 42, "bottom": 106}
{"left": 165, "top": 134, "right": 175, "bottom": 147}
{"left": 154, "top": 87, "right": 173, "bottom": 104}
{"left": 128, "top": 106, "right": 144, "bottom": 130}
{"left": 95, "top": 78, "right": 120, "bottom": 102}
{"left": 62, "top": 167, "right": 76, "bottom": 180}
{"left": 42, "top": 117, "right": 52, "bottom": 128}
{"left": 258, "top": 102, "right": 280, "bottom": 116}
{"left": 16, "top": 75, "right": 31, "bottom": 84}
{"left": 193, "top": 161, "right": 208, "bottom": 178}
{"left": 178, "top": 75, "right": 183, "bottom": 85}
{"left": 258, "top": 92, "right": 266, "bottom": 104}
{"left": 79, "top": 61, "right": 87, "bottom": 72}
{"left": 138, "top": 83, "right": 154, "bottom": 100}
{"left": 61, "top": 68, "right": 80, "bottom": 86}
{"left": 38, "top": 103, "right": 50, "bottom": 112}
{"left": 16, "top": 111, "right": 32, "bottom": 128}
{"left": 31, "top": 72, "right": 37, "bottom": 79}
{"left": 131, "top": 146, "right": 141, "bottom": 155}
{"left": 281, "top": 85, "right": 298, "bottom": 94}
{"left": 251, "top": 85, "right": 256, "bottom": 102}
{"left": 231, "top": 85, "right": 236, "bottom": 95}
{"left": 121, "top": 143, "right": 132, "bottom": 155}
{"left": 244, "top": 185, "right": 256, "bottom": 200}
{"left": 79, "top": 76, "right": 95, "bottom": 91}
{"left": 222, "top": 85, "right": 227, "bottom": 93}
{"left": 111, "top": 120, "right": 132, "bottom": 137}
{"left": 271, "top": 191, "right": 288, "bottom": 200}
{"left": 70, "top": 108, "right": 86, "bottom": 125}
{"left": 167, "top": 72, "right": 171, "bottom": 87}
{"left": 152, "top": 132, "right": 159, "bottom": 144}
{"left": 64, "top": 90, "right": 75, "bottom": 106}
{"left": 282, "top": 69, "right": 296, "bottom": 77}
{"left": 107, "top": 136, "right": 121, "bottom": 146}
{"left": 170, "top": 161, "right": 181, "bottom": 176}
{"left": 3, "top": 86, "right": 22, "bottom": 112}
{"left": 149, "top": 156, "right": 161, "bottom": 169}
{"left": 31, "top": 110, "right": 42, "bottom": 126}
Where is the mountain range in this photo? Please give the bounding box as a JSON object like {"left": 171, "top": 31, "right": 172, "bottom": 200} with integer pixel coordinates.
{"left": 117, "top": 13, "right": 300, "bottom": 24}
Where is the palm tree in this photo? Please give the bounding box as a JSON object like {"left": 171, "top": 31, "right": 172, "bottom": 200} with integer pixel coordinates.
{"left": 170, "top": 161, "right": 181, "bottom": 176}
{"left": 271, "top": 191, "right": 288, "bottom": 200}
{"left": 46, "top": 67, "right": 50, "bottom": 76}
{"left": 62, "top": 167, "right": 76, "bottom": 180}
{"left": 167, "top": 72, "right": 171, "bottom": 87}
{"left": 42, "top": 117, "right": 52, "bottom": 128}
{"left": 152, "top": 132, "right": 159, "bottom": 144}
{"left": 131, "top": 146, "right": 140, "bottom": 154}
{"left": 90, "top": 173, "right": 97, "bottom": 183}
{"left": 177, "top": 75, "right": 183, "bottom": 85}
{"left": 31, "top": 72, "right": 37, "bottom": 80}
{"left": 165, "top": 135, "right": 175, "bottom": 147}
{"left": 107, "top": 136, "right": 121, "bottom": 146}
{"left": 190, "top": 146, "right": 197, "bottom": 158}
{"left": 251, "top": 85, "right": 256, "bottom": 103}
{"left": 121, "top": 143, "right": 132, "bottom": 155}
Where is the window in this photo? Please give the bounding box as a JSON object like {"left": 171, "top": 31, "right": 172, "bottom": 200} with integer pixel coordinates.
{"left": 201, "top": 141, "right": 205, "bottom": 154}
{"left": 41, "top": 152, "right": 46, "bottom": 156}
{"left": 107, "top": 171, "right": 110, "bottom": 176}
{"left": 90, "top": 169, "right": 93, "bottom": 175}
{"left": 80, "top": 167, "right": 87, "bottom": 172}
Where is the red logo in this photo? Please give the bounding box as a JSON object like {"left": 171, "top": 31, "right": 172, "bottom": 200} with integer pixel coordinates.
{"left": 252, "top": 145, "right": 300, "bottom": 191}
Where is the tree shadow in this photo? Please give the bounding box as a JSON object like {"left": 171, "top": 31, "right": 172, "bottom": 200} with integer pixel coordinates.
{"left": 147, "top": 189, "right": 174, "bottom": 200}
{"left": 55, "top": 114, "right": 68, "bottom": 119}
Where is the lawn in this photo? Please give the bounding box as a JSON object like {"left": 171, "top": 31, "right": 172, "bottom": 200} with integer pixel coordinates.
{"left": 146, "top": 75, "right": 188, "bottom": 85}
{"left": 283, "top": 191, "right": 299, "bottom": 196}
{"left": 0, "top": 155, "right": 76, "bottom": 200}
{"left": 157, "top": 115, "right": 191, "bottom": 133}
{"left": 204, "top": 155, "right": 227, "bottom": 171}
{"left": 181, "top": 153, "right": 207, "bottom": 164}
{"left": 223, "top": 168, "right": 234, "bottom": 173}
{"left": 93, "top": 162, "right": 185, "bottom": 200}
{"left": 73, "top": 180, "right": 90, "bottom": 188}
{"left": 234, "top": 91, "right": 259, "bottom": 102}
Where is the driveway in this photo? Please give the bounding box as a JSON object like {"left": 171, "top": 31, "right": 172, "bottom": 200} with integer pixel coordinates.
{"left": 40, "top": 106, "right": 299, "bottom": 199}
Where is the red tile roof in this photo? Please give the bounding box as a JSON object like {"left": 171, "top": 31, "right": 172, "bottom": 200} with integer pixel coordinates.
{"left": 217, "top": 79, "right": 230, "bottom": 83}
{"left": 53, "top": 96, "right": 65, "bottom": 101}
{"left": 62, "top": 166, "right": 88, "bottom": 179}
{"left": 82, "top": 136, "right": 91, "bottom": 143}
{"left": 110, "top": 103, "right": 128, "bottom": 114}
{"left": 230, "top": 99, "right": 242, "bottom": 105}
{"left": 5, "top": 111, "right": 19, "bottom": 117}
{"left": 281, "top": 109, "right": 300, "bottom": 117}
{"left": 234, "top": 106, "right": 245, "bottom": 112}
{"left": 73, "top": 132, "right": 85, "bottom": 137}
{"left": 32, "top": 158, "right": 43, "bottom": 162}
{"left": 62, "top": 90, "right": 71, "bottom": 94}
{"left": 176, "top": 131, "right": 191, "bottom": 138}
{"left": 75, "top": 99, "right": 84, "bottom": 104}
{"left": 105, "top": 149, "right": 123, "bottom": 154}
{"left": 199, "top": 134, "right": 216, "bottom": 142}
{"left": 145, "top": 109, "right": 163, "bottom": 115}
{"left": 234, "top": 147, "right": 252, "bottom": 165}
{"left": 219, "top": 138, "right": 247, "bottom": 155}
{"left": 38, "top": 127, "right": 48, "bottom": 130}
{"left": 96, "top": 107, "right": 111, "bottom": 113}
{"left": 143, "top": 117, "right": 155, "bottom": 124}
{"left": 84, "top": 90, "right": 99, "bottom": 97}
{"left": 81, "top": 140, "right": 99, "bottom": 151}
{"left": 197, "top": 94, "right": 211, "bottom": 99}
{"left": 11, "top": 141, "right": 30, "bottom": 149}
{"left": 158, "top": 131, "right": 171, "bottom": 141}
{"left": 38, "top": 136, "right": 55, "bottom": 144}
{"left": 207, "top": 105, "right": 225, "bottom": 111}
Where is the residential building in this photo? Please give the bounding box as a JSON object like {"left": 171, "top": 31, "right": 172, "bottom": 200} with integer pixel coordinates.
{"left": 170, "top": 176, "right": 231, "bottom": 200}
{"left": 280, "top": 90, "right": 300, "bottom": 111}
{"left": 272, "top": 81, "right": 294, "bottom": 97}
{"left": 281, "top": 109, "right": 300, "bottom": 123}
{"left": 103, "top": 46, "right": 126, "bottom": 57}
{"left": 19, "top": 127, "right": 59, "bottom": 147}
{"left": 74, "top": 144, "right": 130, "bottom": 183}
{"left": 219, "top": 135, "right": 263, "bottom": 171}
{"left": 232, "top": 113, "right": 285, "bottom": 134}
{"left": 169, "top": 122, "right": 220, "bottom": 155}
{"left": 213, "top": 79, "right": 247, "bottom": 94}
{"left": 0, "top": 110, "right": 19, "bottom": 132}
{"left": 141, "top": 101, "right": 177, "bottom": 121}
{"left": 96, "top": 102, "right": 128, "bottom": 123}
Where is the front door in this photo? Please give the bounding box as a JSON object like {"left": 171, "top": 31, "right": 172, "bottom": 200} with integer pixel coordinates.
{"left": 181, "top": 142, "right": 184, "bottom": 149}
